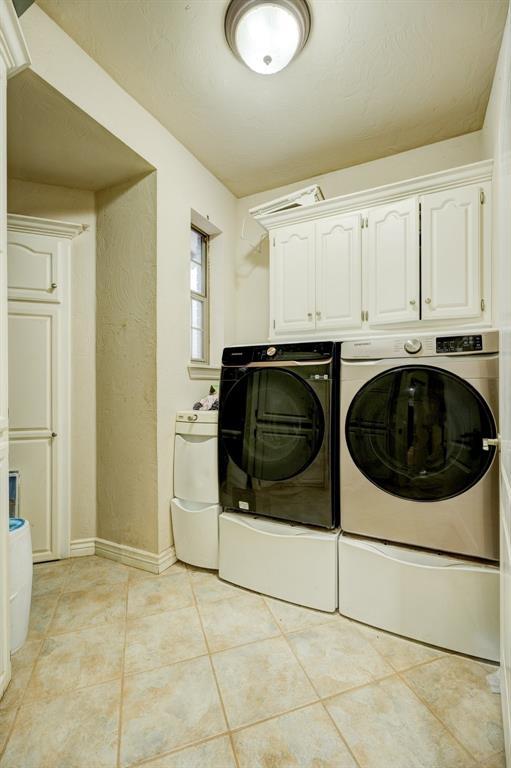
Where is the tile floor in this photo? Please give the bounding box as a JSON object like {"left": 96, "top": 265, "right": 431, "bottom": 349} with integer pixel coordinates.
{"left": 0, "top": 555, "right": 505, "bottom": 768}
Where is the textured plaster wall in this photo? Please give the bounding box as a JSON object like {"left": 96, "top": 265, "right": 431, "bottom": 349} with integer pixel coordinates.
{"left": 96, "top": 173, "right": 158, "bottom": 553}
{"left": 7, "top": 178, "right": 96, "bottom": 542}
{"left": 234, "top": 131, "right": 485, "bottom": 344}
{"left": 21, "top": 6, "right": 238, "bottom": 554}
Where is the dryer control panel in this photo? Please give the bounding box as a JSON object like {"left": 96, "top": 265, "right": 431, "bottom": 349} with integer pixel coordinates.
{"left": 436, "top": 335, "right": 483, "bottom": 354}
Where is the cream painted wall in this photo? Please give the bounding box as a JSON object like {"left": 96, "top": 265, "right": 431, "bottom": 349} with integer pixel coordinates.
{"left": 234, "top": 131, "right": 485, "bottom": 344}
{"left": 96, "top": 173, "right": 158, "bottom": 552}
{"left": 481, "top": 6, "right": 511, "bottom": 756}
{"left": 20, "top": 6, "right": 238, "bottom": 555}
{"left": 7, "top": 178, "right": 96, "bottom": 543}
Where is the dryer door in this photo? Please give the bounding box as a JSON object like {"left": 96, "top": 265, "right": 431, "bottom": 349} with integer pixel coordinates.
{"left": 345, "top": 365, "right": 497, "bottom": 502}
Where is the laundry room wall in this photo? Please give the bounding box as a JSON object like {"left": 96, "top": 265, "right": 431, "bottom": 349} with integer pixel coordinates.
{"left": 234, "top": 130, "right": 485, "bottom": 345}
{"left": 7, "top": 178, "right": 97, "bottom": 545}
{"left": 20, "top": 5, "right": 238, "bottom": 558}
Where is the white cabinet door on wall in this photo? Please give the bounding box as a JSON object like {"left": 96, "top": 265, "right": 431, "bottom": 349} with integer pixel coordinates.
{"left": 272, "top": 223, "right": 315, "bottom": 334}
{"left": 7, "top": 229, "right": 63, "bottom": 303}
{"left": 421, "top": 185, "right": 481, "bottom": 321}
{"left": 366, "top": 197, "right": 420, "bottom": 326}
{"left": 315, "top": 213, "right": 362, "bottom": 331}
{"left": 8, "top": 302, "right": 61, "bottom": 562}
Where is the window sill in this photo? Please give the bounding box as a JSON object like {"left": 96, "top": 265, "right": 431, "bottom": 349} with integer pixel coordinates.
{"left": 188, "top": 364, "right": 221, "bottom": 380}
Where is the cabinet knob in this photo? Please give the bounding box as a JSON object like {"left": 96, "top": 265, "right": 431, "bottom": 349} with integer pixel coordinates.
{"left": 51, "top": 432, "right": 58, "bottom": 438}
{"left": 51, "top": 282, "right": 57, "bottom": 290}
{"left": 307, "top": 312, "right": 313, "bottom": 320}
{"left": 409, "top": 299, "right": 416, "bottom": 306}
{"left": 316, "top": 311, "right": 322, "bottom": 319}
{"left": 425, "top": 297, "right": 431, "bottom": 304}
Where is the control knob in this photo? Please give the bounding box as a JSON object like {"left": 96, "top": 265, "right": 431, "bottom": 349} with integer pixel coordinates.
{"left": 404, "top": 338, "right": 422, "bottom": 355}
{"left": 266, "top": 346, "right": 277, "bottom": 357}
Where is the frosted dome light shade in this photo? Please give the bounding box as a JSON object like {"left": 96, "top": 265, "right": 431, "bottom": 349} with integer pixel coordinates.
{"left": 225, "top": 0, "right": 311, "bottom": 75}
{"left": 235, "top": 4, "right": 300, "bottom": 75}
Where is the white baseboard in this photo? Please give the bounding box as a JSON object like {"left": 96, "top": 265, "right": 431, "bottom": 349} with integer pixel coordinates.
{"left": 70, "top": 538, "right": 96, "bottom": 557}
{"left": 94, "top": 538, "right": 177, "bottom": 574}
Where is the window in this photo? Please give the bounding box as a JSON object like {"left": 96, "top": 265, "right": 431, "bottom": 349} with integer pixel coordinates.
{"left": 190, "top": 226, "right": 209, "bottom": 362}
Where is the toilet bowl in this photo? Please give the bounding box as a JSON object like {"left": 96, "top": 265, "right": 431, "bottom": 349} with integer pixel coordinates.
{"left": 9, "top": 518, "right": 32, "bottom": 653}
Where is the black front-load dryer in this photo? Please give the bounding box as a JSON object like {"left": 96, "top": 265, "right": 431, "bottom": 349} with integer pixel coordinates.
{"left": 218, "top": 341, "right": 339, "bottom": 529}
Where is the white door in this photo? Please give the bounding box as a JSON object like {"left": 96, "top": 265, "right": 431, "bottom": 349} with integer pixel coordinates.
{"left": 271, "top": 223, "right": 315, "bottom": 335}
{"left": 315, "top": 213, "right": 362, "bottom": 331}
{"left": 366, "top": 197, "right": 420, "bottom": 326}
{"left": 421, "top": 185, "right": 481, "bottom": 321}
{"left": 8, "top": 302, "right": 60, "bottom": 562}
{"left": 7, "top": 229, "right": 63, "bottom": 303}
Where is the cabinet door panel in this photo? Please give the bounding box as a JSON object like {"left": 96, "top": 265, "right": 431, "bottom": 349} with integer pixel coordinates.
{"left": 271, "top": 223, "right": 315, "bottom": 334}
{"left": 367, "top": 198, "right": 419, "bottom": 325}
{"left": 421, "top": 185, "right": 481, "bottom": 320}
{"left": 7, "top": 231, "right": 62, "bottom": 303}
{"left": 315, "top": 213, "right": 362, "bottom": 330}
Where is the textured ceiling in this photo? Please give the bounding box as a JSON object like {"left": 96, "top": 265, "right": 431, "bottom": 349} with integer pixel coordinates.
{"left": 36, "top": 0, "right": 508, "bottom": 197}
{"left": 7, "top": 70, "right": 153, "bottom": 190}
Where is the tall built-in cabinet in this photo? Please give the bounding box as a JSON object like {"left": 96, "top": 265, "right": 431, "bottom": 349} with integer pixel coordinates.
{"left": 0, "top": 0, "right": 30, "bottom": 699}
{"left": 260, "top": 162, "right": 493, "bottom": 339}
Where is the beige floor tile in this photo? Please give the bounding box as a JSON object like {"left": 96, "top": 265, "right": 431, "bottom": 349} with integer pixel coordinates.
{"left": 25, "top": 623, "right": 125, "bottom": 701}
{"left": 212, "top": 636, "right": 317, "bottom": 729}
{"left": 0, "top": 640, "right": 43, "bottom": 711}
{"left": 121, "top": 657, "right": 226, "bottom": 767}
{"left": 264, "top": 596, "right": 338, "bottom": 633}
{"left": 27, "top": 593, "right": 59, "bottom": 640}
{"left": 127, "top": 572, "right": 194, "bottom": 618}
{"left": 403, "top": 656, "right": 504, "bottom": 761}
{"left": 353, "top": 621, "right": 445, "bottom": 671}
{"left": 0, "top": 680, "right": 120, "bottom": 768}
{"left": 287, "top": 619, "right": 393, "bottom": 697}
{"left": 199, "top": 594, "right": 280, "bottom": 652}
{"left": 128, "top": 561, "right": 188, "bottom": 581}
{"left": 66, "top": 555, "right": 130, "bottom": 592}
{"left": 232, "top": 702, "right": 357, "bottom": 767}
{"left": 32, "top": 560, "right": 73, "bottom": 597}
{"left": 139, "top": 735, "right": 237, "bottom": 768}
{"left": 0, "top": 709, "right": 17, "bottom": 754}
{"left": 49, "top": 583, "right": 127, "bottom": 633}
{"left": 189, "top": 569, "right": 247, "bottom": 604}
{"left": 484, "top": 752, "right": 507, "bottom": 768}
{"left": 11, "top": 638, "right": 43, "bottom": 670}
{"left": 326, "top": 676, "right": 476, "bottom": 768}
{"left": 125, "top": 605, "right": 207, "bottom": 674}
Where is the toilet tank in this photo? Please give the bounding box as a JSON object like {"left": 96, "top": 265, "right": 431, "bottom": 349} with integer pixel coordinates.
{"left": 174, "top": 410, "right": 219, "bottom": 503}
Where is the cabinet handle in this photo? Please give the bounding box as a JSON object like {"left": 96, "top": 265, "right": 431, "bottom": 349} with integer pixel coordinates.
{"left": 425, "top": 297, "right": 431, "bottom": 304}
{"left": 316, "top": 311, "right": 322, "bottom": 319}
{"left": 307, "top": 312, "right": 313, "bottom": 320}
{"left": 51, "top": 432, "right": 58, "bottom": 438}
{"left": 409, "top": 299, "right": 416, "bottom": 306}
{"left": 51, "top": 283, "right": 57, "bottom": 290}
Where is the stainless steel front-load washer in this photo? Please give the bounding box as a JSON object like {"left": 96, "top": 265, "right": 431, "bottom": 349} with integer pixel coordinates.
{"left": 340, "top": 331, "right": 499, "bottom": 561}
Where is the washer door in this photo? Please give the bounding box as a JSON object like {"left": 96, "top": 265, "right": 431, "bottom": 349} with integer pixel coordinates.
{"left": 220, "top": 368, "right": 325, "bottom": 482}
{"left": 345, "top": 365, "right": 497, "bottom": 501}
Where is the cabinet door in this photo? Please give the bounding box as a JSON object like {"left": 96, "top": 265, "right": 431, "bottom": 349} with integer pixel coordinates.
{"left": 271, "top": 223, "right": 315, "bottom": 334}
{"left": 421, "top": 185, "right": 481, "bottom": 320}
{"left": 367, "top": 198, "right": 420, "bottom": 325}
{"left": 7, "top": 230, "right": 63, "bottom": 303}
{"left": 8, "top": 302, "right": 60, "bottom": 562}
{"left": 315, "top": 213, "right": 362, "bottom": 330}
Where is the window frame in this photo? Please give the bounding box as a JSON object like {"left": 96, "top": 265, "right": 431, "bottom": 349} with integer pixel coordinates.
{"left": 190, "top": 225, "right": 210, "bottom": 364}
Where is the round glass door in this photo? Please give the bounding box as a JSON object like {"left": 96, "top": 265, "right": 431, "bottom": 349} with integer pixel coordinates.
{"left": 220, "top": 368, "right": 325, "bottom": 482}
{"left": 345, "top": 365, "right": 496, "bottom": 501}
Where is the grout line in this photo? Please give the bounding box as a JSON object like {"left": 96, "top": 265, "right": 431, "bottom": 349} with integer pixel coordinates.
{"left": 186, "top": 567, "right": 240, "bottom": 768}
{"left": 115, "top": 572, "right": 130, "bottom": 768}
{"left": 130, "top": 731, "right": 233, "bottom": 768}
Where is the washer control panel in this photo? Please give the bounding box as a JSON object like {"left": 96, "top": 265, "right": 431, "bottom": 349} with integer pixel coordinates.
{"left": 404, "top": 339, "right": 422, "bottom": 354}
{"left": 436, "top": 335, "right": 483, "bottom": 354}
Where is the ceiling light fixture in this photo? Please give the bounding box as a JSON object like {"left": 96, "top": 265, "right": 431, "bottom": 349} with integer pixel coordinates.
{"left": 225, "top": 0, "right": 311, "bottom": 75}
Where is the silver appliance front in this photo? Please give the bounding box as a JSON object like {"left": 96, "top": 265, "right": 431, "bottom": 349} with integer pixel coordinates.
{"left": 340, "top": 331, "right": 499, "bottom": 561}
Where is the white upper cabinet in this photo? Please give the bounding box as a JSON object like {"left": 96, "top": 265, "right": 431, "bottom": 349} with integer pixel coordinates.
{"left": 271, "top": 222, "right": 315, "bottom": 334}
{"left": 366, "top": 197, "right": 420, "bottom": 326}
{"left": 420, "top": 185, "right": 481, "bottom": 320}
{"left": 315, "top": 213, "right": 362, "bottom": 331}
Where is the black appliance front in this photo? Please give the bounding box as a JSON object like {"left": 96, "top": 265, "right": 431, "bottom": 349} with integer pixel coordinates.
{"left": 218, "top": 342, "right": 339, "bottom": 529}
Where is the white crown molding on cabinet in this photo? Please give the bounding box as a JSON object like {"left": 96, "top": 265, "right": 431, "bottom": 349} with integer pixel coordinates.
{"left": 254, "top": 160, "right": 493, "bottom": 230}
{"left": 0, "top": 0, "right": 30, "bottom": 78}
{"left": 7, "top": 213, "right": 86, "bottom": 239}
{"left": 95, "top": 538, "right": 178, "bottom": 574}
